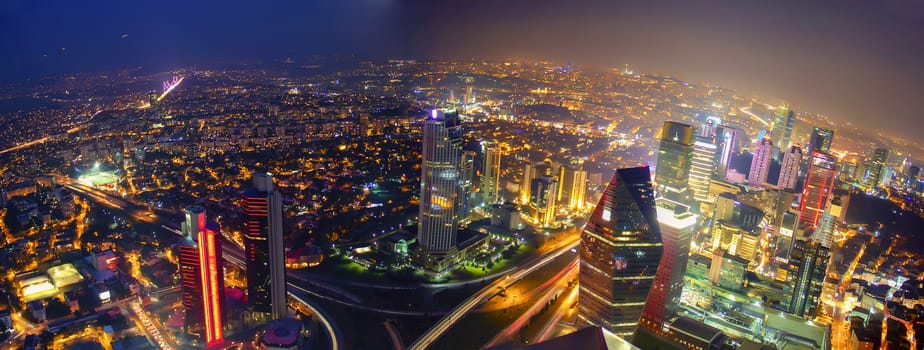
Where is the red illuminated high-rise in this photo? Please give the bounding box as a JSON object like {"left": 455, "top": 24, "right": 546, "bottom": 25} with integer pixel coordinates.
{"left": 798, "top": 151, "right": 838, "bottom": 229}
{"left": 176, "top": 205, "right": 225, "bottom": 346}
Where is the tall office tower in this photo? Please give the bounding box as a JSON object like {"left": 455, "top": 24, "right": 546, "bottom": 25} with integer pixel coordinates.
{"left": 243, "top": 173, "right": 287, "bottom": 321}
{"left": 641, "top": 203, "right": 697, "bottom": 331}
{"left": 839, "top": 158, "right": 858, "bottom": 182}
{"left": 799, "top": 151, "right": 838, "bottom": 229}
{"left": 480, "top": 141, "right": 502, "bottom": 206}
{"left": 529, "top": 175, "right": 558, "bottom": 227}
{"left": 690, "top": 127, "right": 718, "bottom": 205}
{"left": 775, "top": 209, "right": 800, "bottom": 262}
{"left": 865, "top": 148, "right": 891, "bottom": 188}
{"left": 905, "top": 165, "right": 921, "bottom": 189}
{"left": 578, "top": 167, "right": 661, "bottom": 337}
{"left": 177, "top": 205, "right": 225, "bottom": 346}
{"left": 812, "top": 197, "right": 842, "bottom": 249}
{"left": 788, "top": 239, "right": 831, "bottom": 318}
{"left": 418, "top": 109, "right": 465, "bottom": 254}
{"left": 655, "top": 121, "right": 695, "bottom": 207}
{"left": 748, "top": 137, "right": 774, "bottom": 188}
{"left": 807, "top": 127, "right": 834, "bottom": 155}
{"left": 714, "top": 125, "right": 737, "bottom": 181}
{"left": 459, "top": 150, "right": 476, "bottom": 219}
{"left": 778, "top": 146, "right": 803, "bottom": 191}
{"left": 771, "top": 104, "right": 795, "bottom": 152}
{"left": 557, "top": 159, "right": 587, "bottom": 210}
{"left": 520, "top": 161, "right": 552, "bottom": 205}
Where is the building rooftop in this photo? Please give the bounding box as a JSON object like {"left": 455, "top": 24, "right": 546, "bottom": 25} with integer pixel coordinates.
{"left": 670, "top": 316, "right": 724, "bottom": 344}
{"left": 262, "top": 318, "right": 303, "bottom": 348}
{"left": 511, "top": 326, "right": 639, "bottom": 350}
{"left": 655, "top": 206, "right": 698, "bottom": 229}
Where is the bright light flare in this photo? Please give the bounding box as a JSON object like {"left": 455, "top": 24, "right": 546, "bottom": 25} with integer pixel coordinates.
{"left": 156, "top": 76, "right": 184, "bottom": 102}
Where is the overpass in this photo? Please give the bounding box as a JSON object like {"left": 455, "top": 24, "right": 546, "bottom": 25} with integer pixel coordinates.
{"left": 409, "top": 239, "right": 580, "bottom": 350}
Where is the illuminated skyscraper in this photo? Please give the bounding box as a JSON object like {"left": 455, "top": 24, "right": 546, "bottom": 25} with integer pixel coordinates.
{"left": 578, "top": 166, "right": 661, "bottom": 337}
{"left": 799, "top": 151, "right": 838, "bottom": 229}
{"left": 520, "top": 161, "right": 551, "bottom": 205}
{"left": 460, "top": 150, "right": 476, "bottom": 219}
{"left": 557, "top": 159, "right": 587, "bottom": 210}
{"left": 771, "top": 104, "right": 795, "bottom": 152}
{"left": 775, "top": 209, "right": 800, "bottom": 262}
{"left": 812, "top": 194, "right": 844, "bottom": 249}
{"left": 748, "top": 137, "right": 773, "bottom": 188}
{"left": 480, "top": 141, "right": 502, "bottom": 206}
{"left": 807, "top": 127, "right": 834, "bottom": 154}
{"left": 778, "top": 146, "right": 803, "bottom": 191}
{"left": 418, "top": 109, "right": 465, "bottom": 254}
{"left": 529, "top": 175, "right": 558, "bottom": 227}
{"left": 864, "top": 148, "right": 890, "bottom": 188}
{"left": 177, "top": 205, "right": 224, "bottom": 346}
{"left": 714, "top": 125, "right": 737, "bottom": 180}
{"left": 655, "top": 121, "right": 694, "bottom": 207}
{"left": 787, "top": 239, "right": 830, "bottom": 318}
{"left": 690, "top": 127, "right": 718, "bottom": 204}
{"left": 243, "top": 173, "right": 287, "bottom": 321}
{"left": 641, "top": 203, "right": 697, "bottom": 331}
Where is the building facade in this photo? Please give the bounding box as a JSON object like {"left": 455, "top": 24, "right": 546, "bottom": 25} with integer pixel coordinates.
{"left": 798, "top": 151, "right": 837, "bottom": 229}
{"left": 243, "top": 173, "right": 287, "bottom": 320}
{"left": 177, "top": 205, "right": 225, "bottom": 346}
{"left": 655, "top": 121, "right": 695, "bottom": 208}
{"left": 418, "top": 109, "right": 465, "bottom": 253}
{"left": 578, "top": 167, "right": 661, "bottom": 337}
{"left": 748, "top": 137, "right": 773, "bottom": 188}
{"left": 778, "top": 146, "right": 803, "bottom": 191}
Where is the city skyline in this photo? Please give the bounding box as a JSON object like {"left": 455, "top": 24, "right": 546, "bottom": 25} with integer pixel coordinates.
{"left": 3, "top": 1, "right": 924, "bottom": 141}
{"left": 1, "top": 2, "right": 924, "bottom": 348}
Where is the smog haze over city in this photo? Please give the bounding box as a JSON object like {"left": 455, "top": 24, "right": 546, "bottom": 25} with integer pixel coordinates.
{"left": 1, "top": 1, "right": 924, "bottom": 350}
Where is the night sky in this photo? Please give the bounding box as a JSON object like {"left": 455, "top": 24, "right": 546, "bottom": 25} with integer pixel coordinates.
{"left": 2, "top": 0, "right": 923, "bottom": 140}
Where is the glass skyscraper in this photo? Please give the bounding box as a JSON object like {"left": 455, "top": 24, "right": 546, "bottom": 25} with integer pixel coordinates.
{"left": 418, "top": 109, "right": 465, "bottom": 253}
{"left": 787, "top": 239, "right": 830, "bottom": 318}
{"left": 480, "top": 141, "right": 502, "bottom": 206}
{"left": 690, "top": 128, "right": 718, "bottom": 204}
{"left": 771, "top": 104, "right": 795, "bottom": 152}
{"left": 242, "top": 173, "right": 287, "bottom": 321}
{"left": 807, "top": 127, "right": 834, "bottom": 154}
{"left": 655, "top": 121, "right": 694, "bottom": 208}
{"left": 578, "top": 166, "right": 661, "bottom": 338}
{"left": 799, "top": 151, "right": 838, "bottom": 229}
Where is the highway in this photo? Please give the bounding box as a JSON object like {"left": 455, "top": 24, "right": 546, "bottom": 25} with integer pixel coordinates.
{"left": 408, "top": 239, "right": 580, "bottom": 350}
{"left": 738, "top": 106, "right": 771, "bottom": 128}
{"left": 482, "top": 259, "right": 578, "bottom": 347}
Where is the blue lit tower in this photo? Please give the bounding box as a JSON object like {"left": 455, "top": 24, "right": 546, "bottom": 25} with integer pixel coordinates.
{"left": 578, "top": 166, "right": 661, "bottom": 337}
{"left": 418, "top": 109, "right": 465, "bottom": 254}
